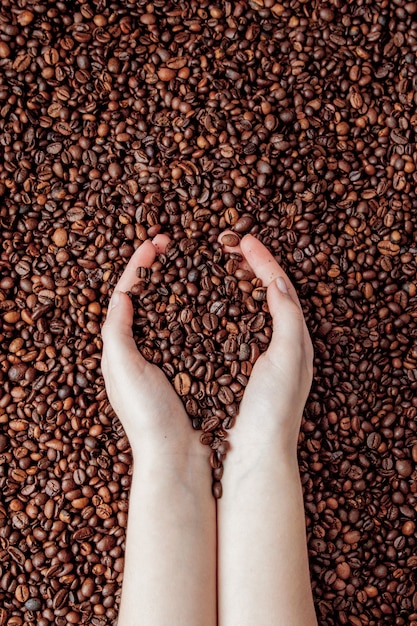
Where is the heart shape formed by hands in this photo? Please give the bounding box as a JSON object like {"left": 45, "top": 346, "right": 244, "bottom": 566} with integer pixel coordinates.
{"left": 103, "top": 231, "right": 312, "bottom": 497}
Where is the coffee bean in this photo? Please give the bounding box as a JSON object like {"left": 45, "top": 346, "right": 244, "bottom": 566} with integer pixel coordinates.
{"left": 73, "top": 468, "right": 86, "bottom": 485}
{"left": 212, "top": 481, "right": 223, "bottom": 499}
{"left": 344, "top": 530, "right": 361, "bottom": 545}
{"left": 24, "top": 598, "right": 41, "bottom": 611}
{"left": 73, "top": 527, "right": 94, "bottom": 541}
{"left": 8, "top": 363, "right": 27, "bottom": 382}
{"left": 220, "top": 233, "right": 241, "bottom": 247}
{"left": 81, "top": 578, "right": 95, "bottom": 598}
{"left": 12, "top": 53, "right": 31, "bottom": 72}
{"left": 1, "top": 2, "right": 417, "bottom": 621}
{"left": 97, "top": 535, "right": 116, "bottom": 552}
{"left": 15, "top": 584, "right": 29, "bottom": 603}
{"left": 53, "top": 589, "right": 68, "bottom": 610}
{"left": 247, "top": 313, "right": 265, "bottom": 332}
{"left": 234, "top": 215, "right": 255, "bottom": 233}
{"left": 202, "top": 313, "right": 219, "bottom": 331}
{"left": 252, "top": 287, "right": 267, "bottom": 301}
{"left": 108, "top": 162, "right": 123, "bottom": 179}
{"left": 366, "top": 432, "right": 381, "bottom": 450}
{"left": 0, "top": 42, "right": 10, "bottom": 58}
{"left": 173, "top": 372, "right": 192, "bottom": 396}
{"left": 217, "top": 387, "right": 235, "bottom": 405}
{"left": 396, "top": 459, "right": 413, "bottom": 478}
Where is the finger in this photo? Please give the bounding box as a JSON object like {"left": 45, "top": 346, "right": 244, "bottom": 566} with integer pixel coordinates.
{"left": 114, "top": 239, "right": 157, "bottom": 295}
{"left": 103, "top": 235, "right": 171, "bottom": 364}
{"left": 266, "top": 277, "right": 314, "bottom": 368}
{"left": 240, "top": 234, "right": 302, "bottom": 308}
{"left": 239, "top": 235, "right": 313, "bottom": 362}
{"left": 102, "top": 237, "right": 171, "bottom": 389}
{"left": 104, "top": 239, "right": 154, "bottom": 353}
{"left": 101, "top": 291, "right": 147, "bottom": 413}
{"left": 102, "top": 290, "right": 147, "bottom": 374}
{"left": 104, "top": 289, "right": 134, "bottom": 336}
{"left": 266, "top": 278, "right": 304, "bottom": 349}
{"left": 152, "top": 233, "right": 170, "bottom": 253}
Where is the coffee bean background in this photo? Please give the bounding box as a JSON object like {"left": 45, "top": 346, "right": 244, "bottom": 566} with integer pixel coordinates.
{"left": 0, "top": 0, "right": 416, "bottom": 624}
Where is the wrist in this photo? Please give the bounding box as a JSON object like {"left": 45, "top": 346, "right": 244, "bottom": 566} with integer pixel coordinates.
{"left": 229, "top": 416, "right": 301, "bottom": 455}
{"left": 117, "top": 409, "right": 202, "bottom": 463}
{"left": 129, "top": 436, "right": 211, "bottom": 484}
{"left": 225, "top": 430, "right": 300, "bottom": 479}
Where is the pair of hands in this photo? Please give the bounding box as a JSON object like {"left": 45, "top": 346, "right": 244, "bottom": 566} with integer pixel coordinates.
{"left": 101, "top": 233, "right": 313, "bottom": 462}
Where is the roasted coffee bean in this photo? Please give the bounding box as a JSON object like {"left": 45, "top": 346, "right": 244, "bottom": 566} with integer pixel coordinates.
{"left": 24, "top": 598, "right": 41, "bottom": 612}
{"left": 173, "top": 372, "right": 192, "bottom": 396}
{"left": 2, "top": 2, "right": 417, "bottom": 622}
{"left": 366, "top": 432, "right": 381, "bottom": 450}
{"left": 202, "top": 313, "right": 219, "bottom": 331}
{"left": 212, "top": 481, "right": 223, "bottom": 499}
{"left": 218, "top": 387, "right": 235, "bottom": 405}
{"left": 252, "top": 287, "right": 267, "bottom": 302}
{"left": 220, "top": 233, "right": 241, "bottom": 247}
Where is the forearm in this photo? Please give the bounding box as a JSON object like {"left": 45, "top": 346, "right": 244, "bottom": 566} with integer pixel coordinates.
{"left": 118, "top": 448, "right": 217, "bottom": 626}
{"left": 219, "top": 440, "right": 317, "bottom": 626}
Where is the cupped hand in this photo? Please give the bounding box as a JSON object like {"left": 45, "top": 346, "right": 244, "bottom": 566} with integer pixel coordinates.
{"left": 220, "top": 233, "right": 314, "bottom": 453}
{"left": 102, "top": 231, "right": 313, "bottom": 461}
{"left": 101, "top": 235, "right": 202, "bottom": 458}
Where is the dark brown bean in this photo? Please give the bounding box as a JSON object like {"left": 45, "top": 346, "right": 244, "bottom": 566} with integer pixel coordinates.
{"left": 1, "top": 3, "right": 416, "bottom": 620}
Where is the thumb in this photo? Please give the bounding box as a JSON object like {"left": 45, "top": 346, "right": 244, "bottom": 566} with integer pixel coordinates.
{"left": 101, "top": 290, "right": 139, "bottom": 361}
{"left": 265, "top": 277, "right": 306, "bottom": 361}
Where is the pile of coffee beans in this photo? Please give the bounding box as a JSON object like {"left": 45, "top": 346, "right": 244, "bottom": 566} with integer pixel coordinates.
{"left": 1, "top": 0, "right": 417, "bottom": 623}
{"left": 131, "top": 234, "right": 272, "bottom": 498}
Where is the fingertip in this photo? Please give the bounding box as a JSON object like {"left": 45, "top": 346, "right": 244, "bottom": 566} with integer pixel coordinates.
{"left": 152, "top": 233, "right": 170, "bottom": 253}
{"left": 239, "top": 233, "right": 258, "bottom": 253}
{"left": 130, "top": 239, "right": 155, "bottom": 262}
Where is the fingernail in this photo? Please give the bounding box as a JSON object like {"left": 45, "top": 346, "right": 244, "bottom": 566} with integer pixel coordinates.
{"left": 110, "top": 290, "right": 120, "bottom": 309}
{"left": 276, "top": 277, "right": 288, "bottom": 294}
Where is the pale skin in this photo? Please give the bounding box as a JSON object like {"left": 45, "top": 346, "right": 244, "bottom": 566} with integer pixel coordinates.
{"left": 101, "top": 233, "right": 318, "bottom": 626}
